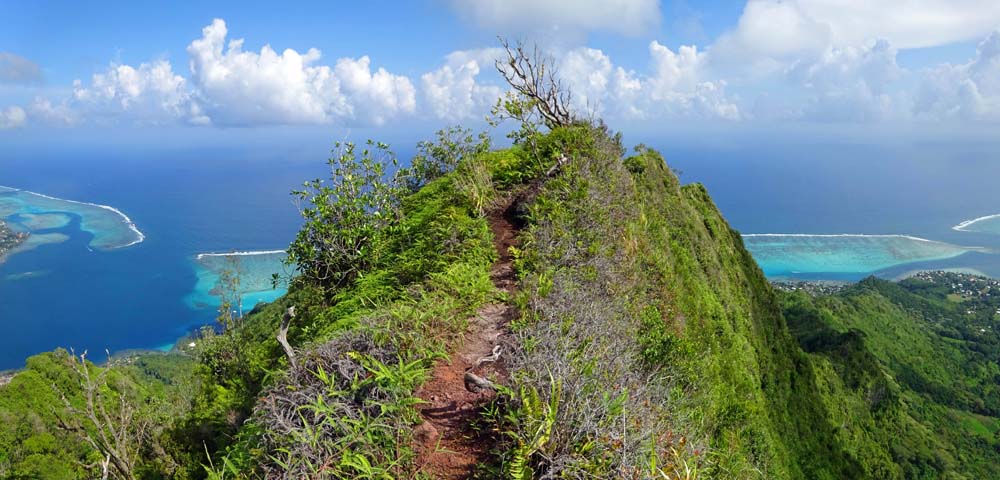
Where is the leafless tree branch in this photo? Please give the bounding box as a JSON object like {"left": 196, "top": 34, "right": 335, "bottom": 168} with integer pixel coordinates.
{"left": 496, "top": 38, "right": 574, "bottom": 129}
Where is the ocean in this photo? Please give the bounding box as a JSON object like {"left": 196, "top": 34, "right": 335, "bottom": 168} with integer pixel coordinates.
{"left": 1, "top": 133, "right": 999, "bottom": 369}
{"left": 659, "top": 137, "right": 1000, "bottom": 281}
{"left": 0, "top": 146, "right": 324, "bottom": 369}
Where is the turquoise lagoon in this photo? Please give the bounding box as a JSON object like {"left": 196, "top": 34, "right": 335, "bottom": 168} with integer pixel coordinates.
{"left": 742, "top": 234, "right": 984, "bottom": 280}
{"left": 185, "top": 250, "right": 291, "bottom": 313}
{"left": 0, "top": 183, "right": 291, "bottom": 365}
{"left": 0, "top": 185, "right": 144, "bottom": 252}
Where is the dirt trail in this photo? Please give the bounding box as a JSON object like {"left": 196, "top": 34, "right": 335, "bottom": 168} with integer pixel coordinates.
{"left": 413, "top": 203, "right": 520, "bottom": 479}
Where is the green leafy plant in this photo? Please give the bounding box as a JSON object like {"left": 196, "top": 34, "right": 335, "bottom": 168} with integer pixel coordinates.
{"left": 506, "top": 377, "right": 561, "bottom": 479}
{"left": 287, "top": 140, "right": 402, "bottom": 291}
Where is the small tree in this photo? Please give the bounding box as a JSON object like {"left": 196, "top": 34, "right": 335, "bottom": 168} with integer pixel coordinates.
{"left": 494, "top": 38, "right": 574, "bottom": 131}
{"left": 215, "top": 255, "right": 244, "bottom": 330}
{"left": 397, "top": 126, "right": 491, "bottom": 193}
{"left": 287, "top": 140, "right": 402, "bottom": 290}
{"left": 54, "top": 351, "right": 149, "bottom": 480}
{"left": 492, "top": 38, "right": 579, "bottom": 175}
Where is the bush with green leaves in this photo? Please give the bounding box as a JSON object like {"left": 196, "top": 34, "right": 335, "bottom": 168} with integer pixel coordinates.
{"left": 287, "top": 140, "right": 403, "bottom": 291}
{"left": 397, "top": 126, "right": 491, "bottom": 193}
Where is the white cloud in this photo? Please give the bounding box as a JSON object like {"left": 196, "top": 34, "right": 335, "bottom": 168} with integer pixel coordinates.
{"left": 916, "top": 31, "right": 1000, "bottom": 120}
{"left": 787, "top": 40, "right": 905, "bottom": 121}
{"left": 71, "top": 59, "right": 205, "bottom": 125}
{"left": 558, "top": 43, "right": 740, "bottom": 121}
{"left": 25, "top": 19, "right": 417, "bottom": 127}
{"left": 27, "top": 97, "right": 77, "bottom": 126}
{"left": 187, "top": 19, "right": 414, "bottom": 126}
{"left": 447, "top": 0, "right": 660, "bottom": 37}
{"left": 333, "top": 56, "right": 417, "bottom": 125}
{"left": 712, "top": 0, "right": 832, "bottom": 75}
{"left": 785, "top": 0, "right": 1000, "bottom": 49}
{"left": 0, "top": 106, "right": 26, "bottom": 129}
{"left": 717, "top": 0, "right": 1000, "bottom": 63}
{"left": 422, "top": 48, "right": 503, "bottom": 121}
{"left": 559, "top": 48, "right": 614, "bottom": 114}
{"left": 19, "top": 13, "right": 1000, "bottom": 129}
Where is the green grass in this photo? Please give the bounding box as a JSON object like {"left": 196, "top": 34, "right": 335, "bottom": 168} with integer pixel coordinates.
{"left": 4, "top": 124, "right": 1000, "bottom": 479}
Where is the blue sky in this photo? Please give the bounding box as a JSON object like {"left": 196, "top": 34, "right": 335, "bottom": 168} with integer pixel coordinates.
{"left": 2, "top": 0, "right": 1000, "bottom": 143}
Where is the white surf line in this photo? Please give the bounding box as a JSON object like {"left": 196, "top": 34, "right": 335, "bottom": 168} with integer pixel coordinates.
{"left": 953, "top": 214, "right": 1000, "bottom": 232}
{"left": 196, "top": 249, "right": 286, "bottom": 260}
{"left": 0, "top": 185, "right": 146, "bottom": 247}
{"left": 742, "top": 233, "right": 992, "bottom": 253}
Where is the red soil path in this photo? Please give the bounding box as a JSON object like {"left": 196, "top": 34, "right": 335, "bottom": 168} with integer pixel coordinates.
{"left": 413, "top": 203, "right": 520, "bottom": 479}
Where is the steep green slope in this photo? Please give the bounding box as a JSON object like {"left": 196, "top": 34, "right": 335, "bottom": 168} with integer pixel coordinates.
{"left": 495, "top": 128, "right": 865, "bottom": 479}
{"left": 2, "top": 123, "right": 998, "bottom": 479}
{"left": 0, "top": 351, "right": 197, "bottom": 479}
{"left": 782, "top": 278, "right": 1000, "bottom": 479}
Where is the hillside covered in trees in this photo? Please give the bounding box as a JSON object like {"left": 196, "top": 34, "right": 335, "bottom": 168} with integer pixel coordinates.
{"left": 2, "top": 46, "right": 1000, "bottom": 480}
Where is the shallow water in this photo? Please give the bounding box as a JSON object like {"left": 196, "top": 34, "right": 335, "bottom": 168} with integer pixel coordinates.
{"left": 0, "top": 148, "right": 322, "bottom": 369}
{"left": 658, "top": 138, "right": 1000, "bottom": 282}
{"left": 742, "top": 234, "right": 988, "bottom": 281}
{"left": 184, "top": 251, "right": 290, "bottom": 312}
{"left": 0, "top": 187, "right": 144, "bottom": 250}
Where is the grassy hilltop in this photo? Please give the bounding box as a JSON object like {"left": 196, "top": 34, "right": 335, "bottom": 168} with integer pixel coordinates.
{"left": 2, "top": 51, "right": 1000, "bottom": 478}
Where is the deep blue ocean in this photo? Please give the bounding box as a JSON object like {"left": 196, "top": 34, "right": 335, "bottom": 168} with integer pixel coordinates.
{"left": 2, "top": 133, "right": 1000, "bottom": 369}
{"left": 0, "top": 146, "right": 327, "bottom": 369}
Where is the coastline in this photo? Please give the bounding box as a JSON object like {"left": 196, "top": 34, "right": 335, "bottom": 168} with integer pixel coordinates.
{"left": 953, "top": 213, "right": 1000, "bottom": 232}
{"left": 742, "top": 233, "right": 989, "bottom": 253}
{"left": 195, "top": 249, "right": 286, "bottom": 260}
{"left": 0, "top": 185, "right": 146, "bottom": 248}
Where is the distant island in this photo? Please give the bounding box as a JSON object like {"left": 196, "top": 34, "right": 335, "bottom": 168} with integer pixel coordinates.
{"left": 0, "top": 221, "right": 28, "bottom": 261}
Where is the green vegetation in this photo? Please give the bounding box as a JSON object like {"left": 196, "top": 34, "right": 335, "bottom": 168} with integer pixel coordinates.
{"left": 782, "top": 276, "right": 1000, "bottom": 478}
{"left": 0, "top": 220, "right": 28, "bottom": 260}
{"left": 2, "top": 51, "right": 999, "bottom": 477}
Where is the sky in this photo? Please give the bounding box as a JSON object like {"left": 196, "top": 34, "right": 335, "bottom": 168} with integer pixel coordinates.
{"left": 2, "top": 0, "right": 1000, "bottom": 145}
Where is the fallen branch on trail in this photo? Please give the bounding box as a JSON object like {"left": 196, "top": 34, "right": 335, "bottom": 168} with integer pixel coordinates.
{"left": 464, "top": 344, "right": 504, "bottom": 392}
{"left": 464, "top": 372, "right": 498, "bottom": 393}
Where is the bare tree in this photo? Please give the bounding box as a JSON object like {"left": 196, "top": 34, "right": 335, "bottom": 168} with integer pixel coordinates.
{"left": 54, "top": 350, "right": 148, "bottom": 480}
{"left": 495, "top": 38, "right": 574, "bottom": 129}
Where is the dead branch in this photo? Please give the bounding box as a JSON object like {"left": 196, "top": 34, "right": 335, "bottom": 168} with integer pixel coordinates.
{"left": 278, "top": 306, "right": 297, "bottom": 368}
{"left": 463, "top": 344, "right": 503, "bottom": 393}
{"left": 472, "top": 344, "right": 503, "bottom": 370}
{"left": 53, "top": 350, "right": 143, "bottom": 480}
{"left": 496, "top": 38, "right": 573, "bottom": 128}
{"left": 463, "top": 372, "right": 497, "bottom": 393}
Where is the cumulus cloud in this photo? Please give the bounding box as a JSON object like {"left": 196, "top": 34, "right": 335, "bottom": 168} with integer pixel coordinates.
{"left": 421, "top": 48, "right": 504, "bottom": 121}
{"left": 19, "top": 12, "right": 1000, "bottom": 128}
{"left": 187, "top": 19, "right": 414, "bottom": 126}
{"left": 717, "top": 0, "right": 1000, "bottom": 62}
{"left": 447, "top": 0, "right": 660, "bottom": 37}
{"left": 557, "top": 43, "right": 740, "bottom": 120}
{"left": 645, "top": 42, "right": 739, "bottom": 120}
{"left": 26, "top": 19, "right": 416, "bottom": 128}
{"left": 0, "top": 53, "right": 42, "bottom": 84}
{"left": 0, "top": 106, "right": 26, "bottom": 128}
{"left": 27, "top": 98, "right": 77, "bottom": 126}
{"left": 71, "top": 59, "right": 206, "bottom": 125}
{"left": 916, "top": 31, "right": 1000, "bottom": 121}
{"left": 712, "top": 0, "right": 833, "bottom": 75}
{"left": 787, "top": 40, "right": 905, "bottom": 121}
{"left": 785, "top": 0, "right": 1000, "bottom": 49}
